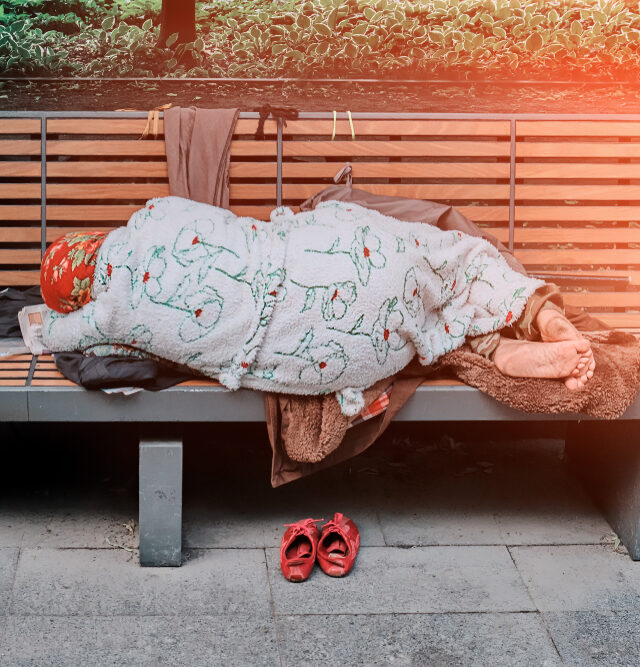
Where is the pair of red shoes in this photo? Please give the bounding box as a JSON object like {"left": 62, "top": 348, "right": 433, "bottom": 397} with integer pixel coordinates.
{"left": 280, "top": 513, "right": 360, "bottom": 582}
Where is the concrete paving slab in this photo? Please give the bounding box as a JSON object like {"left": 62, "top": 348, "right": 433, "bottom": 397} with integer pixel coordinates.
{"left": 0, "top": 615, "right": 279, "bottom": 667}
{"left": 511, "top": 545, "right": 640, "bottom": 612}
{"left": 276, "top": 613, "right": 561, "bottom": 667}
{"left": 184, "top": 468, "right": 386, "bottom": 549}
{"left": 11, "top": 548, "right": 271, "bottom": 617}
{"left": 267, "top": 545, "right": 535, "bottom": 615}
{"left": 0, "top": 548, "right": 18, "bottom": 616}
{"left": 0, "top": 507, "right": 138, "bottom": 550}
{"left": 544, "top": 611, "right": 640, "bottom": 666}
{"left": 377, "top": 475, "right": 504, "bottom": 546}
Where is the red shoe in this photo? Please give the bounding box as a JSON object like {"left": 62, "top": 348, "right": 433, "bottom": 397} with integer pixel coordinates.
{"left": 317, "top": 513, "right": 360, "bottom": 577}
{"left": 280, "top": 518, "right": 323, "bottom": 582}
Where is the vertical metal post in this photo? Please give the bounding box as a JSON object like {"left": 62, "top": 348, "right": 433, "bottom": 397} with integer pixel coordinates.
{"left": 139, "top": 432, "right": 183, "bottom": 566}
{"left": 276, "top": 117, "right": 283, "bottom": 207}
{"left": 508, "top": 118, "right": 515, "bottom": 254}
{"left": 40, "top": 114, "right": 47, "bottom": 258}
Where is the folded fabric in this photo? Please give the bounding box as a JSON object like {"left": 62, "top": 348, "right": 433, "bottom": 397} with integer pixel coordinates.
{"left": 53, "top": 350, "right": 196, "bottom": 391}
{"left": 0, "top": 286, "right": 42, "bottom": 338}
{"left": 437, "top": 331, "right": 640, "bottom": 420}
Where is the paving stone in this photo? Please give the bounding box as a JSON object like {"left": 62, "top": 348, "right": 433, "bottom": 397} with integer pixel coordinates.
{"left": 511, "top": 545, "right": 640, "bottom": 612}
{"left": 544, "top": 611, "right": 640, "bottom": 666}
{"left": 0, "top": 615, "right": 279, "bottom": 667}
{"left": 377, "top": 475, "right": 505, "bottom": 546}
{"left": 267, "top": 545, "right": 535, "bottom": 615}
{"left": 11, "top": 548, "right": 271, "bottom": 617}
{"left": 0, "top": 548, "right": 18, "bottom": 616}
{"left": 277, "top": 613, "right": 561, "bottom": 667}
{"left": 184, "top": 469, "right": 386, "bottom": 549}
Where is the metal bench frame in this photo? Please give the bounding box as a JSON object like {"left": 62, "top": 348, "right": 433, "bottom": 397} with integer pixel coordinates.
{"left": 2, "top": 110, "right": 640, "bottom": 565}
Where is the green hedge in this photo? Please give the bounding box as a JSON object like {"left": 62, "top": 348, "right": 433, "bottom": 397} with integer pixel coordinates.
{"left": 1, "top": 0, "right": 639, "bottom": 79}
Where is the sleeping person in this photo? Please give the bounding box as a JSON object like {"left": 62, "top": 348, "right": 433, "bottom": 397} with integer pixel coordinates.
{"left": 39, "top": 196, "right": 595, "bottom": 415}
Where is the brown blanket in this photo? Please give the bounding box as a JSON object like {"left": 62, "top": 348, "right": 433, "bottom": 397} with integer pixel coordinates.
{"left": 438, "top": 331, "right": 640, "bottom": 420}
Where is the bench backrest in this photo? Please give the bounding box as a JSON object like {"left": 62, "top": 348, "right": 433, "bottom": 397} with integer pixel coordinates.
{"left": 2, "top": 112, "right": 640, "bottom": 329}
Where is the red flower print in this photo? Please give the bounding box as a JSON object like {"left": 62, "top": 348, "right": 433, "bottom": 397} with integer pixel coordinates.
{"left": 241, "top": 361, "right": 249, "bottom": 368}
{"left": 331, "top": 289, "right": 338, "bottom": 301}
{"left": 506, "top": 311, "right": 513, "bottom": 323}
{"left": 451, "top": 280, "right": 456, "bottom": 290}
{"left": 383, "top": 329, "right": 390, "bottom": 341}
{"left": 143, "top": 271, "right": 150, "bottom": 283}
{"left": 106, "top": 263, "right": 112, "bottom": 277}
{"left": 445, "top": 323, "right": 450, "bottom": 334}
{"left": 148, "top": 204, "right": 154, "bottom": 210}
{"left": 192, "top": 236, "right": 199, "bottom": 245}
{"left": 132, "top": 340, "right": 137, "bottom": 345}
{"left": 251, "top": 224, "right": 257, "bottom": 231}
{"left": 194, "top": 308, "right": 203, "bottom": 318}
{"left": 363, "top": 247, "right": 370, "bottom": 258}
{"left": 318, "top": 361, "right": 327, "bottom": 369}
{"left": 415, "top": 239, "right": 420, "bottom": 247}
{"left": 412, "top": 288, "right": 418, "bottom": 296}
{"left": 269, "top": 290, "right": 277, "bottom": 297}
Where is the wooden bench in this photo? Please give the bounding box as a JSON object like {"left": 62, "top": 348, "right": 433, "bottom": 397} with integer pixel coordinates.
{"left": 1, "top": 110, "right": 640, "bottom": 565}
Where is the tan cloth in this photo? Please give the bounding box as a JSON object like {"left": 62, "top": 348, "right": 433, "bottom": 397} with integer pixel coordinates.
{"left": 164, "top": 106, "right": 239, "bottom": 208}
{"left": 439, "top": 330, "right": 640, "bottom": 420}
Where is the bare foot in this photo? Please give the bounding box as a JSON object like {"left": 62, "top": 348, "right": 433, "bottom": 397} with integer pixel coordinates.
{"left": 493, "top": 337, "right": 592, "bottom": 390}
{"left": 536, "top": 309, "right": 595, "bottom": 387}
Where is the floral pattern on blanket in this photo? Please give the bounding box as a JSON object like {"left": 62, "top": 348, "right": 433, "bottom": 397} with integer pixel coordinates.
{"left": 42, "top": 196, "right": 542, "bottom": 416}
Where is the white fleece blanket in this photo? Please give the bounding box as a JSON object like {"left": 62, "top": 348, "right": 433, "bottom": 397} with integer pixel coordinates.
{"left": 42, "top": 196, "right": 542, "bottom": 415}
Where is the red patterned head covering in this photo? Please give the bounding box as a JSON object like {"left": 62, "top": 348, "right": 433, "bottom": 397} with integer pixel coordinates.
{"left": 40, "top": 230, "right": 109, "bottom": 313}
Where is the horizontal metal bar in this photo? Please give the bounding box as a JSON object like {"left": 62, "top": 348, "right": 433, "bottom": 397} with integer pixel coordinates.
{"left": 7, "top": 110, "right": 640, "bottom": 122}
{"left": 1, "top": 77, "right": 639, "bottom": 86}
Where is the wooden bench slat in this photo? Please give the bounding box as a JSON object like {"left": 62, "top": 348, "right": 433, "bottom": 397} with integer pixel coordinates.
{"left": 0, "top": 140, "right": 41, "bottom": 156}
{"left": 0, "top": 206, "right": 40, "bottom": 221}
{"left": 0, "top": 119, "right": 41, "bottom": 134}
{"left": 516, "top": 206, "right": 640, "bottom": 222}
{"left": 517, "top": 248, "right": 640, "bottom": 265}
{"left": 46, "top": 140, "right": 277, "bottom": 157}
{"left": 0, "top": 162, "right": 41, "bottom": 177}
{"left": 517, "top": 185, "right": 640, "bottom": 200}
{"left": 0, "top": 249, "right": 41, "bottom": 264}
{"left": 0, "top": 379, "right": 27, "bottom": 386}
{"left": 281, "top": 162, "right": 510, "bottom": 179}
{"left": 515, "top": 228, "right": 640, "bottom": 243}
{"left": 518, "top": 163, "right": 640, "bottom": 179}
{"left": 283, "top": 140, "right": 510, "bottom": 158}
{"left": 46, "top": 183, "right": 275, "bottom": 200}
{"left": 517, "top": 121, "right": 640, "bottom": 137}
{"left": 0, "top": 270, "right": 40, "bottom": 285}
{"left": 283, "top": 183, "right": 510, "bottom": 200}
{"left": 596, "top": 313, "right": 640, "bottom": 328}
{"left": 45, "top": 204, "right": 274, "bottom": 222}
{"left": 517, "top": 142, "right": 640, "bottom": 158}
{"left": 0, "top": 183, "right": 41, "bottom": 199}
{"left": 45, "top": 161, "right": 276, "bottom": 179}
{"left": 562, "top": 292, "right": 640, "bottom": 308}
{"left": 284, "top": 120, "right": 511, "bottom": 136}
{"left": 30, "top": 379, "right": 76, "bottom": 386}
{"left": 47, "top": 118, "right": 267, "bottom": 135}
{"left": 456, "top": 206, "right": 510, "bottom": 222}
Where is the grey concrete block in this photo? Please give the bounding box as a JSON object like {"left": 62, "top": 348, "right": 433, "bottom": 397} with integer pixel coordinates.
{"left": 0, "top": 548, "right": 18, "bottom": 615}
{"left": 267, "top": 545, "right": 535, "bottom": 614}
{"left": 0, "top": 615, "right": 279, "bottom": 667}
{"left": 511, "top": 545, "right": 640, "bottom": 612}
{"left": 11, "top": 548, "right": 271, "bottom": 617}
{"left": 277, "top": 613, "right": 561, "bottom": 667}
{"left": 544, "top": 611, "right": 640, "bottom": 666}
